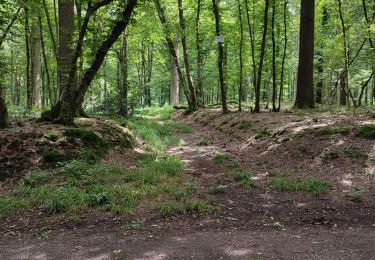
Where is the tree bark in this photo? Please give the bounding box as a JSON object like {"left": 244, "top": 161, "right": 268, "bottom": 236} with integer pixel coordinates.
{"left": 237, "top": 0, "right": 244, "bottom": 111}
{"left": 278, "top": 0, "right": 288, "bottom": 110}
{"left": 254, "top": 0, "right": 270, "bottom": 112}
{"left": 170, "top": 36, "right": 180, "bottom": 105}
{"left": 295, "top": 0, "right": 315, "bottom": 109}
{"left": 178, "top": 0, "right": 197, "bottom": 111}
{"left": 154, "top": 0, "right": 192, "bottom": 109}
{"left": 31, "top": 5, "right": 42, "bottom": 108}
{"left": 271, "top": 0, "right": 277, "bottom": 112}
{"left": 119, "top": 28, "right": 129, "bottom": 117}
{"left": 195, "top": 0, "right": 204, "bottom": 106}
{"left": 212, "top": 0, "right": 229, "bottom": 114}
{"left": 0, "top": 84, "right": 9, "bottom": 128}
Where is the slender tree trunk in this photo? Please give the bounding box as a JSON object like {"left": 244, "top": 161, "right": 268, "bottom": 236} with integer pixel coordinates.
{"left": 237, "top": 0, "right": 244, "bottom": 111}
{"left": 0, "top": 84, "right": 9, "bottom": 128}
{"left": 119, "top": 28, "right": 129, "bottom": 117}
{"left": 154, "top": 0, "right": 192, "bottom": 108}
{"left": 24, "top": 7, "right": 33, "bottom": 110}
{"left": 31, "top": 6, "right": 42, "bottom": 108}
{"left": 315, "top": 7, "right": 328, "bottom": 104}
{"left": 196, "top": 0, "right": 204, "bottom": 106}
{"left": 212, "top": 0, "right": 229, "bottom": 114}
{"left": 244, "top": 0, "right": 257, "bottom": 95}
{"left": 278, "top": 0, "right": 288, "bottom": 110}
{"left": 271, "top": 0, "right": 277, "bottom": 112}
{"left": 295, "top": 0, "right": 315, "bottom": 109}
{"left": 42, "top": 0, "right": 57, "bottom": 59}
{"left": 254, "top": 0, "right": 270, "bottom": 112}
{"left": 170, "top": 36, "right": 180, "bottom": 105}
{"left": 338, "top": 0, "right": 351, "bottom": 107}
{"left": 39, "top": 13, "right": 54, "bottom": 106}
{"left": 178, "top": 0, "right": 197, "bottom": 111}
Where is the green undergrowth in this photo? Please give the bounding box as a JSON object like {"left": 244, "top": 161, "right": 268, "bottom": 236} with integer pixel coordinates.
{"left": 355, "top": 124, "right": 375, "bottom": 139}
{"left": 0, "top": 154, "right": 187, "bottom": 218}
{"left": 269, "top": 177, "right": 330, "bottom": 196}
{"left": 1, "top": 106, "right": 215, "bottom": 219}
{"left": 316, "top": 126, "right": 351, "bottom": 136}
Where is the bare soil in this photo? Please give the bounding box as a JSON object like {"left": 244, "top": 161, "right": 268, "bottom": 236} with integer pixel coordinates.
{"left": 1, "top": 110, "right": 375, "bottom": 259}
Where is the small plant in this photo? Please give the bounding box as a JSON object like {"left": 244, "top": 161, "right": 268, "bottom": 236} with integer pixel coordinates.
{"left": 355, "top": 124, "right": 375, "bottom": 139}
{"left": 349, "top": 186, "right": 364, "bottom": 202}
{"left": 87, "top": 190, "right": 110, "bottom": 207}
{"left": 197, "top": 138, "right": 210, "bottom": 146}
{"left": 345, "top": 147, "right": 368, "bottom": 163}
{"left": 213, "top": 150, "right": 229, "bottom": 164}
{"left": 209, "top": 185, "right": 226, "bottom": 194}
{"left": 42, "top": 148, "right": 64, "bottom": 163}
{"left": 156, "top": 202, "right": 185, "bottom": 217}
{"left": 316, "top": 127, "right": 351, "bottom": 136}
{"left": 122, "top": 220, "right": 144, "bottom": 230}
{"left": 270, "top": 178, "right": 330, "bottom": 196}
{"left": 233, "top": 171, "right": 256, "bottom": 188}
{"left": 22, "top": 171, "right": 49, "bottom": 188}
{"left": 186, "top": 199, "right": 218, "bottom": 216}
{"left": 37, "top": 226, "right": 51, "bottom": 239}
{"left": 43, "top": 131, "right": 59, "bottom": 142}
{"left": 255, "top": 128, "right": 272, "bottom": 139}
{"left": 167, "top": 120, "right": 193, "bottom": 133}
{"left": 239, "top": 120, "right": 253, "bottom": 130}
{"left": 0, "top": 198, "right": 27, "bottom": 218}
{"left": 65, "top": 128, "right": 102, "bottom": 144}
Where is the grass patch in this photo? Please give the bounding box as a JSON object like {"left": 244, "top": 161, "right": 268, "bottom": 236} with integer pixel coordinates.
{"left": 41, "top": 148, "right": 64, "bottom": 163}
{"left": 316, "top": 126, "right": 351, "bottom": 136}
{"left": 156, "top": 199, "right": 218, "bottom": 218}
{"left": 196, "top": 138, "right": 210, "bottom": 146}
{"left": 255, "top": 128, "right": 272, "bottom": 139}
{"left": 233, "top": 170, "right": 256, "bottom": 188}
{"left": 43, "top": 131, "right": 59, "bottom": 142}
{"left": 65, "top": 128, "right": 103, "bottom": 144}
{"left": 270, "top": 178, "right": 330, "bottom": 196}
{"left": 239, "top": 120, "right": 253, "bottom": 130}
{"left": 355, "top": 124, "right": 375, "bottom": 139}
{"left": 209, "top": 185, "right": 226, "bottom": 194}
{"left": 21, "top": 171, "right": 49, "bottom": 188}
{"left": 166, "top": 120, "right": 193, "bottom": 133}
{"left": 213, "top": 150, "right": 229, "bottom": 164}
{"left": 140, "top": 106, "right": 176, "bottom": 120}
{"left": 0, "top": 198, "right": 28, "bottom": 218}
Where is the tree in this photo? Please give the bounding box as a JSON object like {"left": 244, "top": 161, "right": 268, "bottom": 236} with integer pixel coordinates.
{"left": 178, "top": 0, "right": 197, "bottom": 111}
{"left": 295, "top": 0, "right": 315, "bottom": 109}
{"left": 212, "top": 0, "right": 229, "bottom": 114}
{"left": 254, "top": 0, "right": 270, "bottom": 112}
{"left": 42, "top": 0, "right": 138, "bottom": 124}
{"left": 0, "top": 6, "right": 20, "bottom": 128}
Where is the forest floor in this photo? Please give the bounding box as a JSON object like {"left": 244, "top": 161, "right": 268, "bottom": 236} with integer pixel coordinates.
{"left": 1, "top": 108, "right": 375, "bottom": 259}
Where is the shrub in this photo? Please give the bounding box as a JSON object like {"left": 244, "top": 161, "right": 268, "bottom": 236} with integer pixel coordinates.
{"left": 239, "top": 120, "right": 253, "bottom": 130}
{"left": 22, "top": 171, "right": 49, "bottom": 188}
{"left": 43, "top": 131, "right": 59, "bottom": 142}
{"left": 42, "top": 148, "right": 64, "bottom": 163}
{"left": 65, "top": 128, "right": 102, "bottom": 144}
{"left": 355, "top": 124, "right": 375, "bottom": 139}
{"left": 255, "top": 129, "right": 272, "bottom": 139}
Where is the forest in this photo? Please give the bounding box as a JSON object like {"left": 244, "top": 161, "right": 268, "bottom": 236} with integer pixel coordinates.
{"left": 0, "top": 0, "right": 374, "bottom": 258}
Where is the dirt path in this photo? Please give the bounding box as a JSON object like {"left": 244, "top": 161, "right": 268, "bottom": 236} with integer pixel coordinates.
{"left": 1, "top": 117, "right": 375, "bottom": 259}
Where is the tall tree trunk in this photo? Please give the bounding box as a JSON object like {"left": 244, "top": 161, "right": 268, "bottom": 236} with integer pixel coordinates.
{"left": 196, "top": 0, "right": 204, "bottom": 106}
{"left": 57, "top": 0, "right": 75, "bottom": 123}
{"left": 278, "top": 0, "right": 288, "bottom": 110}
{"left": 39, "top": 13, "right": 54, "bottom": 106}
{"left": 338, "top": 0, "right": 351, "bottom": 107}
{"left": 119, "top": 28, "right": 129, "bottom": 117}
{"left": 254, "top": 0, "right": 270, "bottom": 112}
{"left": 0, "top": 84, "right": 9, "bottom": 128}
{"left": 295, "top": 0, "right": 315, "bottom": 109}
{"left": 315, "top": 7, "right": 328, "bottom": 104}
{"left": 340, "top": 72, "right": 347, "bottom": 106}
{"left": 42, "top": 0, "right": 57, "bottom": 59}
{"left": 237, "top": 0, "right": 244, "bottom": 111}
{"left": 271, "top": 0, "right": 277, "bottom": 112}
{"left": 31, "top": 5, "right": 42, "bottom": 108}
{"left": 212, "top": 0, "right": 229, "bottom": 114}
{"left": 154, "top": 0, "right": 192, "bottom": 108}
{"left": 244, "top": 0, "right": 257, "bottom": 97}
{"left": 24, "top": 7, "right": 33, "bottom": 110}
{"left": 170, "top": 36, "right": 180, "bottom": 105}
{"left": 178, "top": 0, "right": 197, "bottom": 111}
